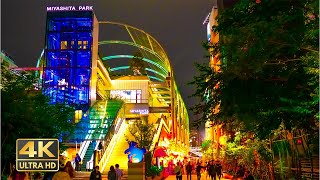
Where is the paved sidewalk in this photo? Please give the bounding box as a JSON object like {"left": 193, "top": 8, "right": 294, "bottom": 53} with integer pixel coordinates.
{"left": 74, "top": 172, "right": 230, "bottom": 180}
{"left": 166, "top": 174, "right": 229, "bottom": 180}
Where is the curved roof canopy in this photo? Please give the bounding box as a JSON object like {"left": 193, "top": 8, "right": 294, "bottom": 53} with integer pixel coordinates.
{"left": 99, "top": 21, "right": 172, "bottom": 82}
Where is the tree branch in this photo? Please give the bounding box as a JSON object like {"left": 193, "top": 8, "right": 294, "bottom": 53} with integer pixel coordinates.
{"left": 269, "top": 40, "right": 318, "bottom": 53}
{"left": 264, "top": 59, "right": 302, "bottom": 65}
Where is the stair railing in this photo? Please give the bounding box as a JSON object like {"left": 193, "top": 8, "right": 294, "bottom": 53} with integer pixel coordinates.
{"left": 99, "top": 119, "right": 127, "bottom": 173}
{"left": 97, "top": 101, "right": 125, "bottom": 171}
{"left": 78, "top": 139, "right": 91, "bottom": 160}
{"left": 78, "top": 100, "right": 106, "bottom": 160}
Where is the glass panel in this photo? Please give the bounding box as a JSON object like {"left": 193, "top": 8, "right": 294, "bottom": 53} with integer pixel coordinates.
{"left": 75, "top": 68, "right": 90, "bottom": 86}
{"left": 76, "top": 51, "right": 91, "bottom": 67}
{"left": 47, "top": 33, "right": 60, "bottom": 49}
{"left": 77, "top": 20, "right": 92, "bottom": 31}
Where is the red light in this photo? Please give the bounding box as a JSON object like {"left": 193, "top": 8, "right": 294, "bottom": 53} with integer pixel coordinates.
{"left": 297, "top": 139, "right": 302, "bottom": 145}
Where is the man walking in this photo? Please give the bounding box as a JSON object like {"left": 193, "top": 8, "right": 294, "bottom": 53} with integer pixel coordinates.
{"left": 90, "top": 166, "right": 102, "bottom": 180}
{"left": 196, "top": 163, "right": 204, "bottom": 180}
{"left": 209, "top": 160, "right": 216, "bottom": 180}
{"left": 215, "top": 162, "right": 222, "bottom": 180}
{"left": 186, "top": 162, "right": 193, "bottom": 180}
{"left": 75, "top": 153, "right": 81, "bottom": 172}
{"left": 115, "top": 164, "right": 123, "bottom": 180}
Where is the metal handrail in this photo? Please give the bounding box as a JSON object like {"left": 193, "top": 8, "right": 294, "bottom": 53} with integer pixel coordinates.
{"left": 99, "top": 119, "right": 127, "bottom": 172}
{"left": 78, "top": 100, "right": 106, "bottom": 160}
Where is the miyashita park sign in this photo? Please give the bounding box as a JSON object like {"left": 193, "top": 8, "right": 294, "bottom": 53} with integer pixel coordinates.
{"left": 46, "top": 6, "right": 93, "bottom": 11}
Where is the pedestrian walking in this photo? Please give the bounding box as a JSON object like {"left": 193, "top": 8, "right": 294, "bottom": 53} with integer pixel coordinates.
{"left": 206, "top": 161, "right": 211, "bottom": 180}
{"left": 90, "top": 166, "right": 102, "bottom": 180}
{"left": 75, "top": 153, "right": 81, "bottom": 172}
{"left": 52, "top": 159, "right": 71, "bottom": 180}
{"left": 186, "top": 162, "right": 193, "bottom": 180}
{"left": 115, "top": 164, "right": 123, "bottom": 180}
{"left": 215, "top": 162, "right": 222, "bottom": 180}
{"left": 65, "top": 161, "right": 75, "bottom": 178}
{"left": 107, "top": 166, "right": 117, "bottom": 180}
{"left": 209, "top": 160, "right": 216, "bottom": 180}
{"left": 196, "top": 163, "right": 204, "bottom": 180}
{"left": 174, "top": 163, "right": 182, "bottom": 180}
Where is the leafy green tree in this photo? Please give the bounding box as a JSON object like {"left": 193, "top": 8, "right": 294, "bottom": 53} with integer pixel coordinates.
{"left": 127, "top": 117, "right": 156, "bottom": 150}
{"left": 129, "top": 51, "right": 147, "bottom": 76}
{"left": 1, "top": 63, "right": 75, "bottom": 175}
{"left": 127, "top": 117, "right": 156, "bottom": 177}
{"left": 190, "top": 0, "right": 319, "bottom": 139}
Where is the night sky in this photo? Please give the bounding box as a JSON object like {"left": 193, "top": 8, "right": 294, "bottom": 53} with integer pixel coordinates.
{"left": 2, "top": 0, "right": 213, "bottom": 129}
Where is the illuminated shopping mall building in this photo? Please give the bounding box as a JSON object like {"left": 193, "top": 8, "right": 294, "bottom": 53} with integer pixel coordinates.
{"left": 29, "top": 8, "right": 190, "bottom": 172}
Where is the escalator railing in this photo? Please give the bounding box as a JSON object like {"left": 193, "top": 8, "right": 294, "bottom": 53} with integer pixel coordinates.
{"left": 77, "top": 99, "right": 124, "bottom": 170}
{"left": 78, "top": 100, "right": 107, "bottom": 161}
{"left": 98, "top": 117, "right": 127, "bottom": 172}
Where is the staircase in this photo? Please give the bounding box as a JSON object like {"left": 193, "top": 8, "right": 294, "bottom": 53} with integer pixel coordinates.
{"left": 102, "top": 122, "right": 131, "bottom": 173}
{"left": 81, "top": 141, "right": 94, "bottom": 171}
{"left": 73, "top": 172, "right": 128, "bottom": 180}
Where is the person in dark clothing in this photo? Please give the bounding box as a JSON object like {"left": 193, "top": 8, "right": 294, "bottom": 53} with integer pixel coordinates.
{"left": 75, "top": 153, "right": 81, "bottom": 172}
{"left": 244, "top": 171, "right": 254, "bottom": 180}
{"left": 90, "top": 166, "right": 102, "bottom": 180}
{"left": 186, "top": 162, "right": 193, "bottom": 180}
{"left": 206, "top": 161, "right": 211, "bottom": 179}
{"left": 195, "top": 163, "right": 204, "bottom": 180}
{"left": 209, "top": 161, "right": 216, "bottom": 180}
{"left": 174, "top": 163, "right": 182, "bottom": 180}
{"left": 215, "top": 163, "right": 222, "bottom": 180}
{"left": 107, "top": 165, "right": 117, "bottom": 180}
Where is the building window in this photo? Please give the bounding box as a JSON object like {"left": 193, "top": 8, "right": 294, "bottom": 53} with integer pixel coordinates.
{"left": 61, "top": 41, "right": 68, "bottom": 49}
{"left": 78, "top": 40, "right": 89, "bottom": 49}
{"left": 110, "top": 90, "right": 142, "bottom": 103}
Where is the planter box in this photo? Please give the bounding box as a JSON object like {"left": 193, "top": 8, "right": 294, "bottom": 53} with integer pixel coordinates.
{"left": 128, "top": 162, "right": 145, "bottom": 180}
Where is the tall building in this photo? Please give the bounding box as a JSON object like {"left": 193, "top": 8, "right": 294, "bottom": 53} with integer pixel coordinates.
{"left": 203, "top": 1, "right": 224, "bottom": 160}
{"left": 203, "top": 0, "right": 240, "bottom": 160}
{"left": 43, "top": 11, "right": 99, "bottom": 111}
{"left": 34, "top": 6, "right": 190, "bottom": 172}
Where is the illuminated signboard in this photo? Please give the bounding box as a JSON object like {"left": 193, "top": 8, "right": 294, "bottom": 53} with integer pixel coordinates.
{"left": 130, "top": 109, "right": 149, "bottom": 115}
{"left": 46, "top": 6, "right": 93, "bottom": 11}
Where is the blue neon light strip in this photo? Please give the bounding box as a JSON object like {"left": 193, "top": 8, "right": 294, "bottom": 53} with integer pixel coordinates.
{"left": 145, "top": 68, "right": 166, "bottom": 79}
{"left": 110, "top": 66, "right": 130, "bottom": 71}
{"left": 102, "top": 55, "right": 168, "bottom": 74}
{"left": 109, "top": 66, "right": 167, "bottom": 79}
{"left": 98, "top": 40, "right": 169, "bottom": 69}
{"left": 149, "top": 76, "right": 164, "bottom": 82}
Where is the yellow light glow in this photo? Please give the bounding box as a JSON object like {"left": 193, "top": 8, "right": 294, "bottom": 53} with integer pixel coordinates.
{"left": 75, "top": 110, "right": 82, "bottom": 123}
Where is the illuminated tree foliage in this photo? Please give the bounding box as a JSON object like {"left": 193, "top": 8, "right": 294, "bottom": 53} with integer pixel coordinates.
{"left": 190, "top": 0, "right": 319, "bottom": 139}
{"left": 127, "top": 117, "right": 156, "bottom": 150}
{"left": 1, "top": 63, "right": 75, "bottom": 174}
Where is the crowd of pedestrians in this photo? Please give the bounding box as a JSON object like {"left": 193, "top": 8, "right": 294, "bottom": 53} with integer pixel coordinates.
{"left": 172, "top": 160, "right": 254, "bottom": 180}
{"left": 7, "top": 155, "right": 124, "bottom": 180}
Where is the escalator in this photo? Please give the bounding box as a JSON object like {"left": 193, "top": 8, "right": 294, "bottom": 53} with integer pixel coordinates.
{"left": 77, "top": 99, "right": 124, "bottom": 170}
{"left": 81, "top": 141, "right": 94, "bottom": 170}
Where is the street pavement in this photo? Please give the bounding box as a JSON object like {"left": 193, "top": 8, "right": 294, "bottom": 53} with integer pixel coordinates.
{"left": 74, "top": 172, "right": 230, "bottom": 180}
{"left": 162, "top": 175, "right": 228, "bottom": 180}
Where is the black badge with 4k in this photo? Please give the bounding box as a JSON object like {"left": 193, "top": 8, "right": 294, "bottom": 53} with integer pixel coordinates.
{"left": 16, "top": 139, "right": 59, "bottom": 171}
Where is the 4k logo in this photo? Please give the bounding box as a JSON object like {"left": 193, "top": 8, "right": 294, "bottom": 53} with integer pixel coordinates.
{"left": 16, "top": 139, "right": 59, "bottom": 171}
